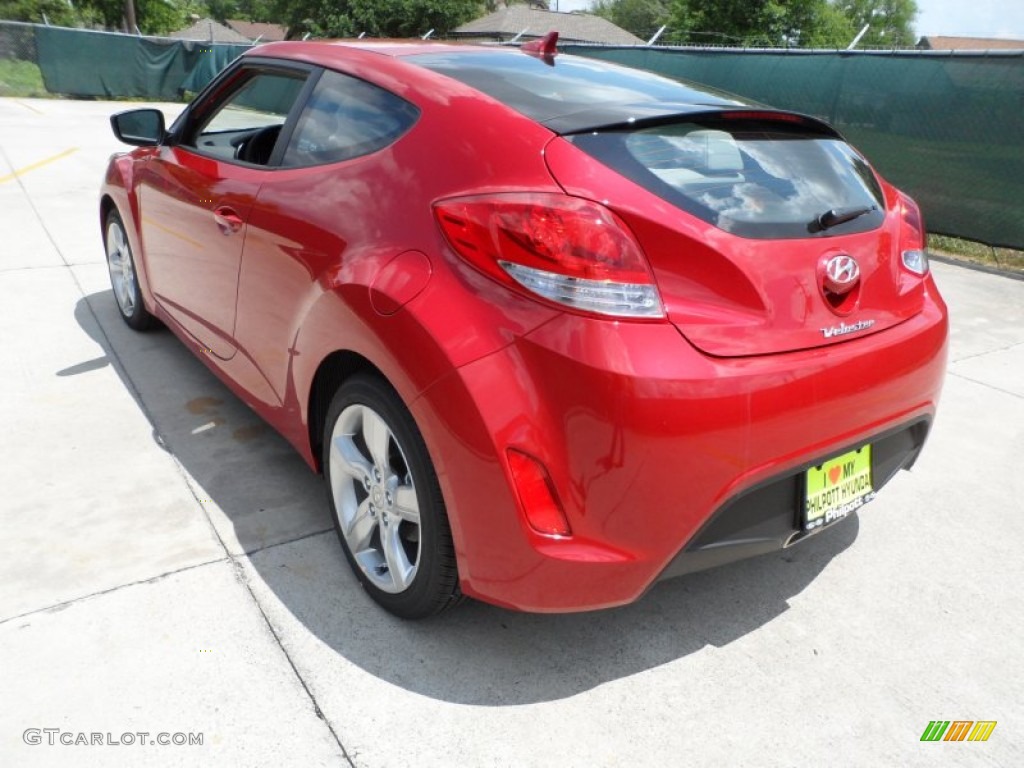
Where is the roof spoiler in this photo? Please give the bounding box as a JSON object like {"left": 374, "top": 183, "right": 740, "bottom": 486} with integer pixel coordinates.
{"left": 543, "top": 105, "right": 844, "bottom": 139}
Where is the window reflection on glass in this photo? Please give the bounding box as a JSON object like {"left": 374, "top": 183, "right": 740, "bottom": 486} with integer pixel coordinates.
{"left": 573, "top": 120, "right": 885, "bottom": 239}
{"left": 283, "top": 70, "right": 419, "bottom": 167}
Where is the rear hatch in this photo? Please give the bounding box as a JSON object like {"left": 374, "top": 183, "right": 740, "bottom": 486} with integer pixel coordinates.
{"left": 545, "top": 111, "right": 927, "bottom": 357}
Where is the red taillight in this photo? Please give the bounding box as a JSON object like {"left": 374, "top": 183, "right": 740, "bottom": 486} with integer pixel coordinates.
{"left": 899, "top": 193, "right": 925, "bottom": 249}
{"left": 506, "top": 449, "right": 571, "bottom": 537}
{"left": 434, "top": 193, "right": 663, "bottom": 318}
{"left": 898, "top": 192, "right": 929, "bottom": 275}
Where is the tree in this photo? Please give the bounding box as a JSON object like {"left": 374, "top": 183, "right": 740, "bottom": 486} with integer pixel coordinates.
{"left": 209, "top": 0, "right": 277, "bottom": 23}
{"left": 82, "top": 0, "right": 192, "bottom": 34}
{"left": 662, "top": 0, "right": 913, "bottom": 48}
{"left": 801, "top": 1, "right": 857, "bottom": 47}
{"left": 278, "top": 0, "right": 483, "bottom": 39}
{"left": 484, "top": 1, "right": 549, "bottom": 9}
{"left": 0, "top": 0, "right": 99, "bottom": 26}
{"left": 833, "top": 0, "right": 918, "bottom": 48}
{"left": 0, "top": 0, "right": 189, "bottom": 33}
{"left": 670, "top": 0, "right": 839, "bottom": 46}
{"left": 592, "top": 0, "right": 671, "bottom": 39}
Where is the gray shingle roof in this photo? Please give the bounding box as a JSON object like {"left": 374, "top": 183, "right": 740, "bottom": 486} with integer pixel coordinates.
{"left": 225, "top": 20, "right": 289, "bottom": 42}
{"left": 455, "top": 8, "right": 643, "bottom": 46}
{"left": 170, "top": 18, "right": 253, "bottom": 44}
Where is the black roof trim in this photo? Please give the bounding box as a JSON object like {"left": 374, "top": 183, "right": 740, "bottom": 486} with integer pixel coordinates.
{"left": 543, "top": 104, "right": 844, "bottom": 138}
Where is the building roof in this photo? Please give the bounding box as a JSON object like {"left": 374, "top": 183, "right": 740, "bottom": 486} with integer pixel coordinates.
{"left": 454, "top": 7, "right": 643, "bottom": 46}
{"left": 918, "top": 36, "right": 1024, "bottom": 51}
{"left": 225, "top": 20, "right": 289, "bottom": 42}
{"left": 170, "top": 18, "right": 253, "bottom": 44}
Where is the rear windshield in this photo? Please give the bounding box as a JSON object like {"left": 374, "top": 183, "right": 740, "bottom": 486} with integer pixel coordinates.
{"left": 410, "top": 51, "right": 737, "bottom": 122}
{"left": 569, "top": 118, "right": 885, "bottom": 239}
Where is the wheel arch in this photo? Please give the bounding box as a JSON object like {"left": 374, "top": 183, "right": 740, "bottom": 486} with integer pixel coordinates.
{"left": 306, "top": 349, "right": 386, "bottom": 474}
{"left": 100, "top": 157, "right": 156, "bottom": 313}
{"left": 99, "top": 193, "right": 117, "bottom": 232}
{"left": 100, "top": 191, "right": 158, "bottom": 319}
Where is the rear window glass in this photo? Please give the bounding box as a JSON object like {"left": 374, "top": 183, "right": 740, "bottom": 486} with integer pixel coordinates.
{"left": 410, "top": 51, "right": 737, "bottom": 122}
{"left": 569, "top": 119, "right": 885, "bottom": 239}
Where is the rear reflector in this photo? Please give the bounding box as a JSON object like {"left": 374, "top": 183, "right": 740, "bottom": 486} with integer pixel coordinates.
{"left": 434, "top": 193, "right": 663, "bottom": 318}
{"left": 506, "top": 449, "right": 571, "bottom": 537}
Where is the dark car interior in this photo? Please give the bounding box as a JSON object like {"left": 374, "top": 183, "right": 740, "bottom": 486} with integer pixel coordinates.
{"left": 230, "top": 125, "right": 283, "bottom": 165}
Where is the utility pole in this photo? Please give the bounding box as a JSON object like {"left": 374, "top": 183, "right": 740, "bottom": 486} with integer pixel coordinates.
{"left": 124, "top": 0, "right": 137, "bottom": 34}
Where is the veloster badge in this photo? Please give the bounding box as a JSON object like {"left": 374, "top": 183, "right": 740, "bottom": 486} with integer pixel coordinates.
{"left": 822, "top": 319, "right": 875, "bottom": 338}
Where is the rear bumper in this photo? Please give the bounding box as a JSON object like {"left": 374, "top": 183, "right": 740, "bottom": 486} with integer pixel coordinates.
{"left": 657, "top": 417, "right": 930, "bottom": 581}
{"left": 412, "top": 281, "right": 948, "bottom": 612}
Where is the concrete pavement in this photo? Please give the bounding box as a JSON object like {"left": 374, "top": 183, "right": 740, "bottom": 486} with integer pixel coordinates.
{"left": 1, "top": 96, "right": 1021, "bottom": 767}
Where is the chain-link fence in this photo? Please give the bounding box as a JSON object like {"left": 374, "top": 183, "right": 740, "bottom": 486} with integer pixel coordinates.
{"left": 0, "top": 20, "right": 251, "bottom": 100}
{"left": 0, "top": 21, "right": 43, "bottom": 97}
{"left": 2, "top": 20, "right": 1022, "bottom": 249}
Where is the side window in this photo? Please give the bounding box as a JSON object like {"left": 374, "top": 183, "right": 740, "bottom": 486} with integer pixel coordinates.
{"left": 282, "top": 69, "right": 419, "bottom": 167}
{"left": 187, "top": 70, "right": 308, "bottom": 166}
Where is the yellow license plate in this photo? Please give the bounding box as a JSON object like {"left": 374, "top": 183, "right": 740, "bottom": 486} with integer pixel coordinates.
{"left": 804, "top": 445, "right": 874, "bottom": 531}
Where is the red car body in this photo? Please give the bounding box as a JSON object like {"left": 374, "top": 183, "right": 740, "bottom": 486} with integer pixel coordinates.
{"left": 101, "top": 41, "right": 947, "bottom": 612}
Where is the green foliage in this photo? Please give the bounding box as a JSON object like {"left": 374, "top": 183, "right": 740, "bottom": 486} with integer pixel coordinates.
{"left": 0, "top": 0, "right": 99, "bottom": 26}
{"left": 669, "top": 0, "right": 829, "bottom": 46}
{"left": 484, "top": 0, "right": 547, "bottom": 8}
{"left": 592, "top": 0, "right": 670, "bottom": 38}
{"left": 929, "top": 235, "right": 1024, "bottom": 274}
{"left": 833, "top": 0, "right": 918, "bottom": 48}
{"left": 203, "top": 0, "right": 277, "bottom": 23}
{"left": 801, "top": 2, "right": 857, "bottom": 47}
{"left": 203, "top": 0, "right": 239, "bottom": 22}
{"left": 279, "top": 0, "right": 483, "bottom": 39}
{"left": 0, "top": 0, "right": 195, "bottom": 34}
{"left": 0, "top": 58, "right": 48, "bottom": 97}
{"left": 138, "top": 0, "right": 192, "bottom": 34}
{"left": 3, "top": 0, "right": 484, "bottom": 36}
{"left": 623, "top": 0, "right": 917, "bottom": 48}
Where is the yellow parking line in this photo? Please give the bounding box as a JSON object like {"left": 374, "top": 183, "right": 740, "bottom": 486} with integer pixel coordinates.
{"left": 0, "top": 147, "right": 78, "bottom": 185}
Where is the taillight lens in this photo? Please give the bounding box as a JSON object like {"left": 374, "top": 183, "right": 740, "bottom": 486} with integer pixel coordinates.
{"left": 434, "top": 193, "right": 663, "bottom": 318}
{"left": 898, "top": 193, "right": 929, "bottom": 275}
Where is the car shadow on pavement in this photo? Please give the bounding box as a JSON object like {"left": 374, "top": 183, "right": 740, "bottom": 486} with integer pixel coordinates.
{"left": 72, "top": 289, "right": 860, "bottom": 706}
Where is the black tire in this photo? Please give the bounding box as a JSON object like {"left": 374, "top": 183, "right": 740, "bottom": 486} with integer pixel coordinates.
{"left": 322, "top": 373, "right": 461, "bottom": 619}
{"left": 104, "top": 208, "right": 156, "bottom": 331}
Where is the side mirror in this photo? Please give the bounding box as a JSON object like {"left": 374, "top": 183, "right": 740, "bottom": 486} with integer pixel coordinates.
{"left": 110, "top": 109, "right": 166, "bottom": 146}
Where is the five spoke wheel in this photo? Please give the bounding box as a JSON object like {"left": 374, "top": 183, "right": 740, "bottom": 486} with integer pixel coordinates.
{"left": 323, "top": 374, "right": 460, "bottom": 618}
{"left": 329, "top": 403, "right": 422, "bottom": 593}
{"left": 103, "top": 209, "right": 155, "bottom": 330}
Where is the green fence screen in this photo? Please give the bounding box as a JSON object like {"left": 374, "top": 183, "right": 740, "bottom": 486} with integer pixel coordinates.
{"left": 565, "top": 46, "right": 1024, "bottom": 250}
{"left": 8, "top": 23, "right": 1022, "bottom": 249}
{"left": 34, "top": 26, "right": 249, "bottom": 101}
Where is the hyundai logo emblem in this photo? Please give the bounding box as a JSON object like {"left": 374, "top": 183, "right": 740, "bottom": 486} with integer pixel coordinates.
{"left": 823, "top": 254, "right": 860, "bottom": 294}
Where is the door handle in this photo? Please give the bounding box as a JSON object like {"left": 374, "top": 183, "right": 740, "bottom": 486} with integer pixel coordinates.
{"left": 213, "top": 206, "right": 244, "bottom": 235}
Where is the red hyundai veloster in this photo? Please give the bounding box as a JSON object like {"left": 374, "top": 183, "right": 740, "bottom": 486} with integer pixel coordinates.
{"left": 101, "top": 38, "right": 947, "bottom": 618}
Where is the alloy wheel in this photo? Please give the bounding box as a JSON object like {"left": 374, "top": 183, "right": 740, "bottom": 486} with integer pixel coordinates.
{"left": 105, "top": 219, "right": 136, "bottom": 317}
{"left": 328, "top": 403, "right": 422, "bottom": 593}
